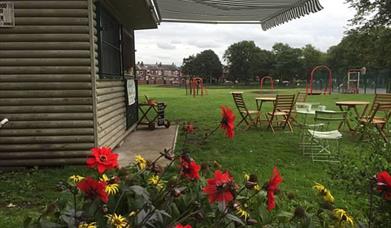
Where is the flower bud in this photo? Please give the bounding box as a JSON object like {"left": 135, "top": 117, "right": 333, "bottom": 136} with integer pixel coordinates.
{"left": 294, "top": 207, "right": 306, "bottom": 218}
{"left": 246, "top": 219, "right": 258, "bottom": 225}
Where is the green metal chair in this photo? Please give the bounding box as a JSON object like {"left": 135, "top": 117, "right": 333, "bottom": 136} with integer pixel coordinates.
{"left": 304, "top": 111, "right": 347, "bottom": 162}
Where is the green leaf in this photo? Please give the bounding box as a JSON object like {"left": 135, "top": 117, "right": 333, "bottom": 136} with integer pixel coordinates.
{"left": 225, "top": 213, "right": 245, "bottom": 226}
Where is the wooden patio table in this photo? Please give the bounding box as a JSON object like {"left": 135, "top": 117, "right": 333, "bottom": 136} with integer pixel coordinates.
{"left": 336, "top": 101, "right": 370, "bottom": 131}
{"left": 255, "top": 96, "right": 276, "bottom": 126}
{"left": 255, "top": 96, "right": 276, "bottom": 112}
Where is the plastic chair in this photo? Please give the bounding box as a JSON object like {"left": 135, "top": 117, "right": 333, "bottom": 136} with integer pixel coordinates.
{"left": 304, "top": 111, "right": 347, "bottom": 162}
{"left": 231, "top": 92, "right": 260, "bottom": 129}
{"left": 266, "top": 94, "right": 295, "bottom": 133}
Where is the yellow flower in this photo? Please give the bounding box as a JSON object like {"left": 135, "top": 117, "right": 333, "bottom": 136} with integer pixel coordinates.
{"left": 69, "top": 175, "right": 85, "bottom": 184}
{"left": 148, "top": 175, "right": 164, "bottom": 190}
{"left": 134, "top": 155, "right": 147, "bottom": 170}
{"left": 100, "top": 174, "right": 119, "bottom": 195}
{"left": 78, "top": 222, "right": 96, "bottom": 228}
{"left": 333, "top": 209, "right": 354, "bottom": 226}
{"left": 312, "top": 182, "right": 335, "bottom": 203}
{"left": 254, "top": 184, "right": 261, "bottom": 192}
{"left": 244, "top": 173, "right": 250, "bottom": 181}
{"left": 106, "top": 213, "right": 129, "bottom": 228}
{"left": 236, "top": 207, "right": 250, "bottom": 220}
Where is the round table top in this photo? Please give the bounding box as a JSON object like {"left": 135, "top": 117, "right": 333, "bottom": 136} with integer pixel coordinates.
{"left": 296, "top": 109, "right": 335, "bottom": 115}
{"left": 256, "top": 97, "right": 276, "bottom": 101}
{"left": 336, "top": 101, "right": 370, "bottom": 106}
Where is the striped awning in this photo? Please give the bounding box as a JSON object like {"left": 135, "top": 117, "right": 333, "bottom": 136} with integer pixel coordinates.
{"left": 153, "top": 0, "right": 324, "bottom": 30}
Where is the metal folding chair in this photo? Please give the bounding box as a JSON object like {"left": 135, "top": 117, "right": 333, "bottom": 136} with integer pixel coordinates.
{"left": 305, "top": 111, "right": 347, "bottom": 162}
{"left": 231, "top": 92, "right": 260, "bottom": 129}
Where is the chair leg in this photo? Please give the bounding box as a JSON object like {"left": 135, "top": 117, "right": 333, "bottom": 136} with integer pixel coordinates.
{"left": 265, "top": 114, "right": 275, "bottom": 133}
{"left": 376, "top": 125, "right": 389, "bottom": 142}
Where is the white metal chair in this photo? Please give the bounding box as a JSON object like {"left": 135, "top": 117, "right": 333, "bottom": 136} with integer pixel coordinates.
{"left": 304, "top": 111, "right": 347, "bottom": 162}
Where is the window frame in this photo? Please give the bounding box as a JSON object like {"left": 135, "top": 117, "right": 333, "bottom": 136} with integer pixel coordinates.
{"left": 96, "top": 4, "right": 123, "bottom": 80}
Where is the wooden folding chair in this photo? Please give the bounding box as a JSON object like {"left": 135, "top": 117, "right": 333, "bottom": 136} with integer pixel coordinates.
{"left": 231, "top": 92, "right": 260, "bottom": 129}
{"left": 359, "top": 102, "right": 391, "bottom": 142}
{"left": 266, "top": 94, "right": 295, "bottom": 133}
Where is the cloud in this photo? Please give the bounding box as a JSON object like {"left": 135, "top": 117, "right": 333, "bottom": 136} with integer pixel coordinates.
{"left": 157, "top": 42, "right": 176, "bottom": 50}
{"left": 135, "top": 0, "right": 356, "bottom": 65}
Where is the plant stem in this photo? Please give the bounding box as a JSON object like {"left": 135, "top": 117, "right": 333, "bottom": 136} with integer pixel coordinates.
{"left": 113, "top": 190, "right": 126, "bottom": 213}
{"left": 73, "top": 192, "right": 77, "bottom": 226}
{"left": 203, "top": 124, "right": 220, "bottom": 141}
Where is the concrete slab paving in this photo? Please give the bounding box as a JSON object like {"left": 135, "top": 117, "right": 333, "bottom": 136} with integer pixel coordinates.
{"left": 115, "top": 125, "right": 178, "bottom": 167}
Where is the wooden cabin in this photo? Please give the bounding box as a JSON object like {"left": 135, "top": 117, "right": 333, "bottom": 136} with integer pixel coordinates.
{"left": 0, "top": 0, "right": 159, "bottom": 166}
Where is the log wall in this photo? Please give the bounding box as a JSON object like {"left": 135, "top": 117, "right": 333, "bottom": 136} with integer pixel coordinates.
{"left": 0, "top": 0, "right": 94, "bottom": 166}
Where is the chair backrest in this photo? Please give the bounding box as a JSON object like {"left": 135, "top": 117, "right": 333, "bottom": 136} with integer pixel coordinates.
{"left": 231, "top": 92, "right": 249, "bottom": 114}
{"left": 368, "top": 102, "right": 391, "bottom": 123}
{"left": 273, "top": 94, "right": 295, "bottom": 113}
{"left": 295, "top": 91, "right": 307, "bottom": 104}
{"left": 314, "top": 111, "right": 347, "bottom": 130}
{"left": 369, "top": 94, "right": 391, "bottom": 113}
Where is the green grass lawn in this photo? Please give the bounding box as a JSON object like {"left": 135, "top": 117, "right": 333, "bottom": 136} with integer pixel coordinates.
{"left": 0, "top": 85, "right": 378, "bottom": 226}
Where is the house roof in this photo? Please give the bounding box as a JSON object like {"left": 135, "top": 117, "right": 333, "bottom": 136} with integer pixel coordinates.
{"left": 153, "top": 0, "right": 323, "bottom": 30}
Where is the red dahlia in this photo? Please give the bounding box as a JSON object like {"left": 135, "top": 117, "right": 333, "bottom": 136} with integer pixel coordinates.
{"left": 86, "top": 147, "right": 119, "bottom": 174}
{"left": 220, "top": 106, "right": 235, "bottom": 139}
{"left": 180, "top": 155, "right": 201, "bottom": 180}
{"left": 376, "top": 171, "right": 391, "bottom": 200}
{"left": 176, "top": 224, "right": 192, "bottom": 228}
{"left": 203, "top": 170, "right": 235, "bottom": 204}
{"left": 77, "top": 176, "right": 109, "bottom": 203}
{"left": 183, "top": 122, "right": 195, "bottom": 134}
{"left": 267, "top": 166, "right": 283, "bottom": 211}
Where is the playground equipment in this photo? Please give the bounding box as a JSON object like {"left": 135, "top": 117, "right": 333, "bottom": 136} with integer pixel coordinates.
{"left": 306, "top": 65, "right": 333, "bottom": 95}
{"left": 186, "top": 77, "right": 207, "bottom": 97}
{"left": 340, "top": 67, "right": 366, "bottom": 94}
{"left": 259, "top": 76, "right": 275, "bottom": 94}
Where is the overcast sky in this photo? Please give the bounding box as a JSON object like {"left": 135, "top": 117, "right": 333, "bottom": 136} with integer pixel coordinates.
{"left": 135, "top": 0, "right": 356, "bottom": 66}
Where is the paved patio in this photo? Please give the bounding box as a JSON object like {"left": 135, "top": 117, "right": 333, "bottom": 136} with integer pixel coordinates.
{"left": 115, "top": 125, "right": 179, "bottom": 167}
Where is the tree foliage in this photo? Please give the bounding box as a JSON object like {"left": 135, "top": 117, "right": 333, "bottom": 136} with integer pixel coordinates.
{"left": 182, "top": 50, "right": 222, "bottom": 83}
{"left": 346, "top": 0, "right": 391, "bottom": 29}
{"left": 223, "top": 41, "right": 272, "bottom": 83}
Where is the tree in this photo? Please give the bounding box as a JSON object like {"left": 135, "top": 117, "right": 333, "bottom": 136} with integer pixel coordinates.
{"left": 194, "top": 50, "right": 223, "bottom": 84}
{"left": 223, "top": 41, "right": 266, "bottom": 84}
{"left": 346, "top": 0, "right": 391, "bottom": 29}
{"left": 272, "top": 43, "right": 304, "bottom": 80}
{"left": 302, "top": 44, "right": 324, "bottom": 69}
{"left": 182, "top": 56, "right": 197, "bottom": 76}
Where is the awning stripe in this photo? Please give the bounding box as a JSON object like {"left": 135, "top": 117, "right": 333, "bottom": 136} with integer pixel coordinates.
{"left": 261, "top": 0, "right": 323, "bottom": 30}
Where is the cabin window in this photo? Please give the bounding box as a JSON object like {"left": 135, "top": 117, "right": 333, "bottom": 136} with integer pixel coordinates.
{"left": 97, "top": 6, "right": 122, "bottom": 79}
{"left": 97, "top": 5, "right": 135, "bottom": 79}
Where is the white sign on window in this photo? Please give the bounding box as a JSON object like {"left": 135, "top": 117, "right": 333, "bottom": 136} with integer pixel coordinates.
{"left": 0, "top": 2, "right": 14, "bottom": 27}
{"left": 127, "top": 79, "right": 136, "bottom": 105}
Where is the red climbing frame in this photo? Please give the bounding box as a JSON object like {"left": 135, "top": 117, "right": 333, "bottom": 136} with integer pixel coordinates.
{"left": 306, "top": 65, "right": 333, "bottom": 95}
{"left": 259, "top": 76, "right": 275, "bottom": 94}
{"left": 190, "top": 77, "right": 206, "bottom": 97}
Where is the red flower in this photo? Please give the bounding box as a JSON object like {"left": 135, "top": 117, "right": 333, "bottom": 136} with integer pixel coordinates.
{"left": 184, "top": 123, "right": 195, "bottom": 134}
{"left": 203, "top": 170, "right": 235, "bottom": 204}
{"left": 220, "top": 106, "right": 235, "bottom": 139}
{"left": 180, "top": 155, "right": 201, "bottom": 180}
{"left": 77, "top": 176, "right": 109, "bottom": 203}
{"left": 176, "top": 224, "right": 192, "bottom": 228}
{"left": 267, "top": 166, "right": 283, "bottom": 211}
{"left": 86, "top": 147, "right": 119, "bottom": 174}
{"left": 376, "top": 171, "right": 391, "bottom": 200}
